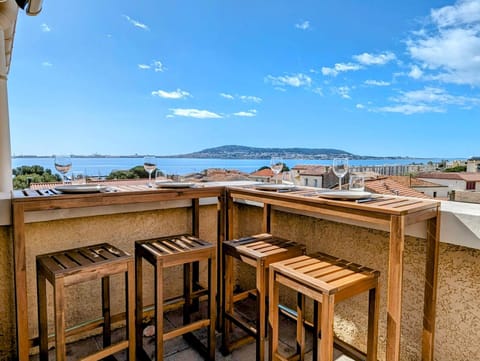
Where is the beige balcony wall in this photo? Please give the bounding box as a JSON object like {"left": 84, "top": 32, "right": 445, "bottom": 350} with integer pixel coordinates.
{"left": 0, "top": 205, "right": 217, "bottom": 358}
{"left": 0, "top": 225, "right": 15, "bottom": 359}
{"left": 1, "top": 201, "right": 480, "bottom": 360}
{"left": 232, "top": 203, "right": 480, "bottom": 361}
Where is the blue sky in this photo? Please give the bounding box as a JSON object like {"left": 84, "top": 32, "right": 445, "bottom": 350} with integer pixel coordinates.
{"left": 8, "top": 0, "right": 480, "bottom": 158}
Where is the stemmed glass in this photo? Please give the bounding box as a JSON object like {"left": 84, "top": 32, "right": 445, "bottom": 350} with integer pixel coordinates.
{"left": 332, "top": 157, "right": 349, "bottom": 190}
{"left": 54, "top": 155, "right": 72, "bottom": 184}
{"left": 270, "top": 156, "right": 284, "bottom": 184}
{"left": 143, "top": 156, "right": 157, "bottom": 187}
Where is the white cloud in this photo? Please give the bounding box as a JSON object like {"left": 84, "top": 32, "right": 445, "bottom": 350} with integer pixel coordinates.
{"left": 375, "top": 86, "right": 480, "bottom": 114}
{"left": 375, "top": 104, "right": 445, "bottom": 115}
{"left": 239, "top": 95, "right": 263, "bottom": 103}
{"left": 170, "top": 108, "right": 222, "bottom": 119}
{"left": 220, "top": 93, "right": 234, "bottom": 99}
{"left": 122, "top": 15, "right": 149, "bottom": 31}
{"left": 364, "top": 80, "right": 390, "bottom": 86}
{"left": 138, "top": 64, "right": 151, "bottom": 70}
{"left": 41, "top": 23, "right": 51, "bottom": 32}
{"left": 353, "top": 51, "right": 396, "bottom": 65}
{"left": 408, "top": 65, "right": 423, "bottom": 79}
{"left": 151, "top": 89, "right": 191, "bottom": 99}
{"left": 430, "top": 0, "right": 480, "bottom": 28}
{"left": 41, "top": 61, "right": 52, "bottom": 67}
{"left": 406, "top": 1, "right": 480, "bottom": 86}
{"left": 233, "top": 109, "right": 257, "bottom": 117}
{"left": 295, "top": 20, "right": 310, "bottom": 30}
{"left": 334, "top": 86, "right": 352, "bottom": 99}
{"left": 266, "top": 73, "right": 312, "bottom": 87}
{"left": 321, "top": 63, "right": 362, "bottom": 77}
{"left": 356, "top": 103, "right": 365, "bottom": 109}
{"left": 312, "top": 87, "right": 323, "bottom": 95}
{"left": 394, "top": 86, "right": 480, "bottom": 106}
{"left": 153, "top": 60, "right": 165, "bottom": 72}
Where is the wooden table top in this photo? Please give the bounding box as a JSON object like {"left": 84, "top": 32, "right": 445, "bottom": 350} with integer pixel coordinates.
{"left": 227, "top": 186, "right": 440, "bottom": 225}
{"left": 11, "top": 183, "right": 225, "bottom": 211}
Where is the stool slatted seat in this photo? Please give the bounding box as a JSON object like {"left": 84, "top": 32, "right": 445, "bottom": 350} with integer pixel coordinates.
{"left": 222, "top": 233, "right": 305, "bottom": 361}
{"left": 135, "top": 234, "right": 216, "bottom": 361}
{"left": 36, "top": 243, "right": 135, "bottom": 361}
{"left": 269, "top": 252, "right": 380, "bottom": 361}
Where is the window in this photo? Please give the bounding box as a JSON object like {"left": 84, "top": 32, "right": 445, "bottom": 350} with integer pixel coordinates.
{"left": 433, "top": 192, "right": 437, "bottom": 198}
{"left": 314, "top": 179, "right": 318, "bottom": 187}
{"left": 466, "top": 181, "right": 475, "bottom": 190}
{"left": 304, "top": 178, "right": 308, "bottom": 186}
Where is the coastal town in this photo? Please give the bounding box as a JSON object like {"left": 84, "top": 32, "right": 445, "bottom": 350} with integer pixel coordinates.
{"left": 21, "top": 156, "right": 480, "bottom": 204}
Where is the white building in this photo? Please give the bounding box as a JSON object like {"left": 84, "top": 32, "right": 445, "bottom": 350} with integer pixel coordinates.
{"left": 418, "top": 172, "right": 480, "bottom": 192}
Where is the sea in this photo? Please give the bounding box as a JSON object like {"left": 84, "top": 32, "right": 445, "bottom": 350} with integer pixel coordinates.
{"left": 12, "top": 157, "right": 445, "bottom": 177}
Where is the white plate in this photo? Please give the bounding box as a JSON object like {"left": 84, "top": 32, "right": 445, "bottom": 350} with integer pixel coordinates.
{"left": 317, "top": 191, "right": 372, "bottom": 200}
{"left": 55, "top": 184, "right": 107, "bottom": 193}
{"left": 155, "top": 182, "right": 195, "bottom": 188}
{"left": 255, "top": 184, "right": 295, "bottom": 191}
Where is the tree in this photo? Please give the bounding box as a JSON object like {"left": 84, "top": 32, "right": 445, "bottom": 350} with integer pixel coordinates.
{"left": 444, "top": 166, "right": 467, "bottom": 172}
{"left": 12, "top": 165, "right": 61, "bottom": 189}
{"left": 106, "top": 165, "right": 162, "bottom": 180}
{"left": 256, "top": 163, "right": 290, "bottom": 172}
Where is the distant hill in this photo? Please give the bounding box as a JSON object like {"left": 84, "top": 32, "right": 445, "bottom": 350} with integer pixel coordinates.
{"left": 171, "top": 145, "right": 368, "bottom": 160}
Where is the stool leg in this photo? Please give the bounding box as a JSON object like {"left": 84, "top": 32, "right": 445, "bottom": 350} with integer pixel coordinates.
{"left": 313, "top": 301, "right": 320, "bottom": 361}
{"left": 296, "top": 293, "right": 306, "bottom": 360}
{"left": 184, "top": 262, "right": 192, "bottom": 326}
{"left": 367, "top": 285, "right": 380, "bottom": 361}
{"left": 37, "top": 268, "right": 48, "bottom": 361}
{"left": 102, "top": 276, "right": 111, "bottom": 347}
{"left": 135, "top": 248, "right": 144, "bottom": 357}
{"left": 155, "top": 259, "right": 164, "bottom": 361}
{"left": 222, "top": 253, "right": 233, "bottom": 352}
{"left": 268, "top": 268, "right": 279, "bottom": 361}
{"left": 256, "top": 259, "right": 266, "bottom": 361}
{"left": 208, "top": 255, "right": 217, "bottom": 360}
{"left": 320, "top": 294, "right": 335, "bottom": 361}
{"left": 126, "top": 260, "right": 136, "bottom": 361}
{"left": 53, "top": 278, "right": 66, "bottom": 361}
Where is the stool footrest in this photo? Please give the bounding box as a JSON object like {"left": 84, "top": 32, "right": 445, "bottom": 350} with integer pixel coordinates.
{"left": 163, "top": 319, "right": 211, "bottom": 341}
{"left": 224, "top": 311, "right": 257, "bottom": 337}
{"left": 79, "top": 340, "right": 129, "bottom": 361}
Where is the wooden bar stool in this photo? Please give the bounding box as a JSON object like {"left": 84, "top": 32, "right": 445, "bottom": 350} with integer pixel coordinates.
{"left": 135, "top": 234, "right": 216, "bottom": 361}
{"left": 36, "top": 243, "right": 135, "bottom": 361}
{"left": 269, "top": 252, "right": 380, "bottom": 361}
{"left": 222, "top": 233, "right": 305, "bottom": 361}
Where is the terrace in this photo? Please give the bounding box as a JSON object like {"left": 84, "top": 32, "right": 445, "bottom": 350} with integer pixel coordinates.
{"left": 1, "top": 2, "right": 480, "bottom": 361}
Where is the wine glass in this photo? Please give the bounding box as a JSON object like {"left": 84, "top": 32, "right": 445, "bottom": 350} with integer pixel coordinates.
{"left": 143, "top": 156, "right": 157, "bottom": 187}
{"left": 332, "top": 157, "right": 349, "bottom": 190}
{"left": 54, "top": 155, "right": 72, "bottom": 184}
{"left": 270, "top": 156, "right": 284, "bottom": 184}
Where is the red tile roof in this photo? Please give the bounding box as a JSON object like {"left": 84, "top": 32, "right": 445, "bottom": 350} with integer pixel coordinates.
{"left": 250, "top": 168, "right": 274, "bottom": 177}
{"left": 418, "top": 172, "right": 480, "bottom": 182}
{"left": 388, "top": 176, "right": 447, "bottom": 188}
{"left": 365, "top": 177, "right": 431, "bottom": 198}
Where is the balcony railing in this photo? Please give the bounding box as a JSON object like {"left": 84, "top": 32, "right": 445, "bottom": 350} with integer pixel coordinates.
{"left": 0, "top": 181, "right": 479, "bottom": 361}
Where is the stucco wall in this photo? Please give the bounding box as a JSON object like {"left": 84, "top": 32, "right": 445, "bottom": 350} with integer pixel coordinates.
{"left": 1, "top": 201, "right": 480, "bottom": 361}
{"left": 0, "top": 205, "right": 218, "bottom": 359}
{"left": 0, "top": 225, "right": 15, "bottom": 361}
{"left": 232, "top": 203, "right": 480, "bottom": 361}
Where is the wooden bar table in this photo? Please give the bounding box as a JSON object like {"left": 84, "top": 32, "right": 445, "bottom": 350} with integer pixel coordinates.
{"left": 11, "top": 184, "right": 225, "bottom": 361}
{"left": 226, "top": 186, "right": 440, "bottom": 361}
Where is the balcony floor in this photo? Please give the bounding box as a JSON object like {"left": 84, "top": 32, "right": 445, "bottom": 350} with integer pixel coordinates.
{"left": 29, "top": 299, "right": 354, "bottom": 361}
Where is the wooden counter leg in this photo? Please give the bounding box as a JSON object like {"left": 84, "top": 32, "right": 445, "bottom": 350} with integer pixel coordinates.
{"left": 386, "top": 215, "right": 405, "bottom": 361}
{"left": 13, "top": 203, "right": 29, "bottom": 361}
{"left": 422, "top": 213, "right": 440, "bottom": 361}
{"left": 263, "top": 204, "right": 271, "bottom": 234}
